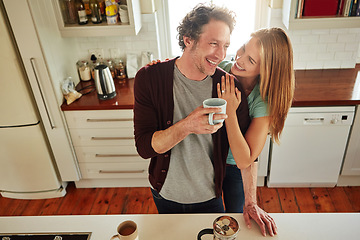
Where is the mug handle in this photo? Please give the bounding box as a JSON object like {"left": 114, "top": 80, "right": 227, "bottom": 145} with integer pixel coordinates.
{"left": 197, "top": 228, "right": 213, "bottom": 240}
{"left": 208, "top": 113, "right": 214, "bottom": 125}
{"left": 110, "top": 234, "right": 119, "bottom": 240}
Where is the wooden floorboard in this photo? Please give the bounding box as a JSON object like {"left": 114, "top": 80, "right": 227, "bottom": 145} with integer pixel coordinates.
{"left": 0, "top": 182, "right": 359, "bottom": 216}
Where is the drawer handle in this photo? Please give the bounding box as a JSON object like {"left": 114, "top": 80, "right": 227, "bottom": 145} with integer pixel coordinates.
{"left": 96, "top": 154, "right": 139, "bottom": 157}
{"left": 87, "top": 118, "right": 133, "bottom": 122}
{"left": 99, "top": 170, "right": 145, "bottom": 174}
{"left": 91, "top": 137, "right": 134, "bottom": 140}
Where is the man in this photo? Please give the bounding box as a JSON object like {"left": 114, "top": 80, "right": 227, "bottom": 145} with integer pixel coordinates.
{"left": 134, "top": 3, "right": 277, "bottom": 237}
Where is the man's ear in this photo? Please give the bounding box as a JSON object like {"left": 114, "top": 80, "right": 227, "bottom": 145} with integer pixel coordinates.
{"left": 183, "top": 36, "right": 193, "bottom": 48}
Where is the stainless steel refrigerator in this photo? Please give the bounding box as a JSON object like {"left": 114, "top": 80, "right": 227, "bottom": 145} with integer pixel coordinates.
{"left": 0, "top": 0, "right": 80, "bottom": 199}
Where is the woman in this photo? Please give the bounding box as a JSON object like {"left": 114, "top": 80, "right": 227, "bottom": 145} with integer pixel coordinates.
{"left": 218, "top": 27, "right": 295, "bottom": 214}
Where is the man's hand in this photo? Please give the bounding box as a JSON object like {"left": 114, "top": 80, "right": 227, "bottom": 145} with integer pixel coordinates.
{"left": 243, "top": 203, "right": 277, "bottom": 237}
{"left": 183, "top": 106, "right": 227, "bottom": 135}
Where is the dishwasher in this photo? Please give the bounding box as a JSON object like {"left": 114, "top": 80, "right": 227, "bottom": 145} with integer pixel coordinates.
{"left": 267, "top": 106, "right": 355, "bottom": 187}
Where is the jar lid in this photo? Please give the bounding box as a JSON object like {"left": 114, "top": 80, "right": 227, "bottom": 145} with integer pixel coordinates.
{"left": 77, "top": 60, "right": 89, "bottom": 67}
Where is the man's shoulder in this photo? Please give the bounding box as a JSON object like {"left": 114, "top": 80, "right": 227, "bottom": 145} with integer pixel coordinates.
{"left": 135, "top": 57, "right": 177, "bottom": 80}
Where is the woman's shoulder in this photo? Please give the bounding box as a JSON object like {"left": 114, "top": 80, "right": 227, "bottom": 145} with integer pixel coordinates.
{"left": 218, "top": 60, "right": 233, "bottom": 72}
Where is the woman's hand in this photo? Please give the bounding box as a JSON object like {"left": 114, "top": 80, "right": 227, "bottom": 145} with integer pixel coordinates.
{"left": 147, "top": 59, "right": 169, "bottom": 66}
{"left": 217, "top": 73, "right": 241, "bottom": 114}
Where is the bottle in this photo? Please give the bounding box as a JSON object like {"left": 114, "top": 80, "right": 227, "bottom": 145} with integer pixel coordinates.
{"left": 90, "top": 0, "right": 102, "bottom": 23}
{"left": 98, "top": 0, "right": 106, "bottom": 20}
{"left": 76, "top": 0, "right": 88, "bottom": 25}
{"left": 82, "top": 0, "right": 91, "bottom": 17}
{"left": 64, "top": 0, "right": 77, "bottom": 24}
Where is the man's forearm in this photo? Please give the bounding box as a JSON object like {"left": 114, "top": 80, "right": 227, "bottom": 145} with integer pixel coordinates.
{"left": 241, "top": 162, "right": 258, "bottom": 206}
{"left": 151, "top": 118, "right": 190, "bottom": 154}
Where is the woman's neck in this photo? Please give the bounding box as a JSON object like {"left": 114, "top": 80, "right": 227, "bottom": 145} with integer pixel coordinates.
{"left": 231, "top": 71, "right": 259, "bottom": 95}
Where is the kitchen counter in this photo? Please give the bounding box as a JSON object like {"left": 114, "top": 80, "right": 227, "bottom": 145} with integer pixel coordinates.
{"left": 61, "top": 66, "right": 360, "bottom": 111}
{"left": 1, "top": 213, "right": 360, "bottom": 240}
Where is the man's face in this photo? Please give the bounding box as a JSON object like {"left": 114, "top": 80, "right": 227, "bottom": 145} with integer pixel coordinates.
{"left": 186, "top": 19, "right": 231, "bottom": 77}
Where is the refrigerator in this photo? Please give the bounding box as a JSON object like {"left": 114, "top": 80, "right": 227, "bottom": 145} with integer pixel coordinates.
{"left": 0, "top": 0, "right": 80, "bottom": 199}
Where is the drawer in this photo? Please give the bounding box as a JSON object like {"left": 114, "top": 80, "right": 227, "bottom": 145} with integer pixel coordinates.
{"left": 65, "top": 110, "right": 133, "bottom": 129}
{"left": 79, "top": 162, "right": 149, "bottom": 179}
{"left": 74, "top": 146, "right": 145, "bottom": 163}
{"left": 69, "top": 128, "right": 134, "bottom": 146}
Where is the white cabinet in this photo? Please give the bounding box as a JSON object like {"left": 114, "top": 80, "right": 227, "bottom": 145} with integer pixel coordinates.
{"left": 338, "top": 105, "right": 360, "bottom": 186}
{"left": 53, "top": 0, "right": 142, "bottom": 37}
{"left": 257, "top": 135, "right": 270, "bottom": 186}
{"left": 282, "top": 0, "right": 360, "bottom": 30}
{"left": 64, "top": 110, "right": 150, "bottom": 188}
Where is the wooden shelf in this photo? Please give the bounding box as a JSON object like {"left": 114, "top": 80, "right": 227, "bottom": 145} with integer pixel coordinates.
{"left": 282, "top": 0, "right": 360, "bottom": 30}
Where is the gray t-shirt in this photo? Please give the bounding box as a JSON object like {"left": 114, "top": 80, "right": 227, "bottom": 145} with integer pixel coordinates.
{"left": 159, "top": 64, "right": 215, "bottom": 204}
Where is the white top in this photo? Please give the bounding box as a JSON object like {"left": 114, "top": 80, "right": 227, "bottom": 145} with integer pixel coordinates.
{"left": 1, "top": 213, "right": 360, "bottom": 240}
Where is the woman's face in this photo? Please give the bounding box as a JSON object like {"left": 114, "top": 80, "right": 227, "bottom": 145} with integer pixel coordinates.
{"left": 231, "top": 37, "right": 261, "bottom": 80}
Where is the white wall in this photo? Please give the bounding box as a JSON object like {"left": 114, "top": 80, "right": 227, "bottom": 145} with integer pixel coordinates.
{"left": 268, "top": 8, "right": 360, "bottom": 70}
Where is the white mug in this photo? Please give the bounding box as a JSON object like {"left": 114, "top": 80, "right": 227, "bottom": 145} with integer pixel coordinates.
{"left": 119, "top": 5, "right": 129, "bottom": 23}
{"left": 203, "top": 98, "right": 227, "bottom": 125}
{"left": 111, "top": 220, "right": 138, "bottom": 240}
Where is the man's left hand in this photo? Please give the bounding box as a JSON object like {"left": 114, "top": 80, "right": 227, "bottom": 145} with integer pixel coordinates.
{"left": 243, "top": 203, "right": 278, "bottom": 237}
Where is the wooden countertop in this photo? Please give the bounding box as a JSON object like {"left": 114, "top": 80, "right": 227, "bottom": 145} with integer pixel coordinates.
{"left": 61, "top": 65, "right": 360, "bottom": 111}
{"left": 61, "top": 78, "right": 135, "bottom": 111}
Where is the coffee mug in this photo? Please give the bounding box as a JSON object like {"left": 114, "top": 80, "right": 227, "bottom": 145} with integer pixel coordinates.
{"left": 203, "top": 98, "right": 227, "bottom": 125}
{"left": 111, "top": 220, "right": 138, "bottom": 240}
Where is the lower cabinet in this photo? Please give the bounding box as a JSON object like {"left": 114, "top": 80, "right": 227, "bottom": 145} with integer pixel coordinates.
{"left": 338, "top": 105, "right": 360, "bottom": 186}
{"left": 64, "top": 110, "right": 150, "bottom": 188}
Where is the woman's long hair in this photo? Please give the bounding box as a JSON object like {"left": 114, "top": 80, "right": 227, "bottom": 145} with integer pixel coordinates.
{"left": 252, "top": 27, "right": 295, "bottom": 144}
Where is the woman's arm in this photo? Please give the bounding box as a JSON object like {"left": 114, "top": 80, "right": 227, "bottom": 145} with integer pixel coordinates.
{"left": 218, "top": 74, "right": 270, "bottom": 169}
{"left": 241, "top": 163, "right": 277, "bottom": 236}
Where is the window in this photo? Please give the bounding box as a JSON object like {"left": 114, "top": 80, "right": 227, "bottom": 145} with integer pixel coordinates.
{"left": 165, "top": 0, "right": 258, "bottom": 59}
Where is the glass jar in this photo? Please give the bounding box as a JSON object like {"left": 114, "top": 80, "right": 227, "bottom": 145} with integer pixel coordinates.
{"left": 77, "top": 60, "right": 92, "bottom": 81}
{"left": 114, "top": 58, "right": 126, "bottom": 83}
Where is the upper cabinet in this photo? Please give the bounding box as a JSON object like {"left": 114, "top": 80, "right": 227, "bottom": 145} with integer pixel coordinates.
{"left": 53, "top": 0, "right": 142, "bottom": 37}
{"left": 282, "top": 0, "right": 360, "bottom": 30}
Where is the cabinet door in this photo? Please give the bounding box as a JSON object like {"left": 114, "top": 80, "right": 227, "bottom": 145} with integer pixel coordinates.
{"left": 342, "top": 105, "right": 360, "bottom": 175}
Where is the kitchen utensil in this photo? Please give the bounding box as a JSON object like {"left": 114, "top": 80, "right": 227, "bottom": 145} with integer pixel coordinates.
{"left": 94, "top": 64, "right": 116, "bottom": 100}
{"left": 197, "top": 215, "right": 239, "bottom": 240}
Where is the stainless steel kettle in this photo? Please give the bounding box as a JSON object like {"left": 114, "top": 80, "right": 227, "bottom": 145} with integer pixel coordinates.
{"left": 94, "top": 64, "right": 116, "bottom": 100}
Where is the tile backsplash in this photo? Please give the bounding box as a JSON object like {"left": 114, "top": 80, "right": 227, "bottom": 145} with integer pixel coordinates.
{"left": 269, "top": 9, "right": 360, "bottom": 70}
{"left": 74, "top": 14, "right": 159, "bottom": 67}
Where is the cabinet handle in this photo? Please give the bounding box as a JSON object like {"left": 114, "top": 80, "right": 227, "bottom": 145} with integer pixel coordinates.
{"left": 91, "top": 137, "right": 134, "bottom": 140}
{"left": 99, "top": 170, "right": 145, "bottom": 174}
{"left": 86, "top": 118, "right": 133, "bottom": 122}
{"left": 95, "top": 154, "right": 139, "bottom": 157}
{"left": 30, "top": 58, "right": 56, "bottom": 129}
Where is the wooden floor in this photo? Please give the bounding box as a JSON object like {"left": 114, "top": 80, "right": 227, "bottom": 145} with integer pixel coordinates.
{"left": 0, "top": 182, "right": 359, "bottom": 216}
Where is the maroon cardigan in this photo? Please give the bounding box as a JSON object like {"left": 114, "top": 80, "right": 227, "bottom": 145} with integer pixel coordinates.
{"left": 133, "top": 58, "right": 250, "bottom": 198}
